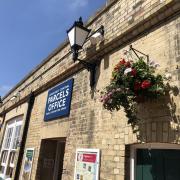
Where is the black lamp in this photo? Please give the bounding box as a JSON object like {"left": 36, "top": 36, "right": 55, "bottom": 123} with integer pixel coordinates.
{"left": 67, "top": 17, "right": 91, "bottom": 61}
{"left": 67, "top": 17, "right": 104, "bottom": 88}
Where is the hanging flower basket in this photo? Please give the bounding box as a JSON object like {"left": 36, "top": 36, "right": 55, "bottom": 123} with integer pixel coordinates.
{"left": 100, "top": 56, "right": 166, "bottom": 126}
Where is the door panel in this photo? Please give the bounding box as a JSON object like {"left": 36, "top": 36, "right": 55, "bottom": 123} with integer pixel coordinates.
{"left": 56, "top": 142, "right": 65, "bottom": 180}
{"left": 136, "top": 149, "right": 180, "bottom": 180}
{"left": 164, "top": 150, "right": 180, "bottom": 180}
{"left": 136, "top": 149, "right": 153, "bottom": 180}
{"left": 38, "top": 139, "right": 66, "bottom": 180}
{"left": 39, "top": 140, "right": 57, "bottom": 180}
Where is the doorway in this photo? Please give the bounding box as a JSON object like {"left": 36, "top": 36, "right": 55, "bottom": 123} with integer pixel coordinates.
{"left": 130, "top": 143, "right": 180, "bottom": 180}
{"left": 136, "top": 149, "right": 180, "bottom": 180}
{"left": 38, "top": 139, "right": 65, "bottom": 180}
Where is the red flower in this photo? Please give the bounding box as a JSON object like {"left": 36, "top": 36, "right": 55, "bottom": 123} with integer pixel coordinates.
{"left": 125, "top": 61, "right": 131, "bottom": 67}
{"left": 134, "top": 81, "right": 141, "bottom": 91}
{"left": 131, "top": 68, "right": 137, "bottom": 76}
{"left": 119, "top": 59, "right": 126, "bottom": 65}
{"left": 141, "top": 80, "right": 151, "bottom": 89}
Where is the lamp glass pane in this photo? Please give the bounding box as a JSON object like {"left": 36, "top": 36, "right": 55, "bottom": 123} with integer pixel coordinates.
{"left": 67, "top": 27, "right": 75, "bottom": 47}
{"left": 75, "top": 26, "right": 89, "bottom": 47}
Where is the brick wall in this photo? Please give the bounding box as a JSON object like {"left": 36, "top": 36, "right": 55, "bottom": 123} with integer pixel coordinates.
{"left": 23, "top": 14, "right": 180, "bottom": 180}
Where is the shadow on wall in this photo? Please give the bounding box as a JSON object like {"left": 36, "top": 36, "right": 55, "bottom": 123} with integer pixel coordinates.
{"left": 86, "top": 110, "right": 96, "bottom": 147}
{"left": 85, "top": 38, "right": 105, "bottom": 98}
{"left": 90, "top": 54, "right": 110, "bottom": 99}
{"left": 135, "top": 86, "right": 180, "bottom": 143}
{"left": 124, "top": 145, "right": 131, "bottom": 180}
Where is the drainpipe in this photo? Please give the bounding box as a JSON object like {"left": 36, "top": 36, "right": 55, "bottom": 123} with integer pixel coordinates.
{"left": 14, "top": 92, "right": 35, "bottom": 180}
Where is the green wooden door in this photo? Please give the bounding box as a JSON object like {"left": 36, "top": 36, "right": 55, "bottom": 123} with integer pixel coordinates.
{"left": 163, "top": 150, "right": 180, "bottom": 180}
{"left": 136, "top": 149, "right": 180, "bottom": 180}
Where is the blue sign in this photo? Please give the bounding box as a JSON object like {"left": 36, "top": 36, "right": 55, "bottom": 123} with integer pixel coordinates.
{"left": 44, "top": 78, "right": 74, "bottom": 121}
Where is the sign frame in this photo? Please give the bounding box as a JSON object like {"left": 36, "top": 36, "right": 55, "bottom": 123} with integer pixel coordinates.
{"left": 74, "top": 148, "right": 100, "bottom": 180}
{"left": 44, "top": 78, "right": 74, "bottom": 121}
{"left": 21, "top": 148, "right": 35, "bottom": 180}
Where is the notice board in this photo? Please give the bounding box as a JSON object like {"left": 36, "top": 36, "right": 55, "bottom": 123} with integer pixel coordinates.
{"left": 21, "top": 148, "right": 35, "bottom": 180}
{"left": 74, "top": 149, "right": 100, "bottom": 180}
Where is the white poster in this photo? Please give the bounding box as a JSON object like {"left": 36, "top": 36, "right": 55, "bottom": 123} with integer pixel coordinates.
{"left": 74, "top": 149, "right": 100, "bottom": 180}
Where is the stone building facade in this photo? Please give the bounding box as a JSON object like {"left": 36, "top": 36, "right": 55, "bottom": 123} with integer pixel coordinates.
{"left": 0, "top": 0, "right": 180, "bottom": 180}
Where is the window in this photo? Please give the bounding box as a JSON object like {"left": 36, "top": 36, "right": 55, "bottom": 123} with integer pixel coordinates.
{"left": 0, "top": 117, "right": 23, "bottom": 180}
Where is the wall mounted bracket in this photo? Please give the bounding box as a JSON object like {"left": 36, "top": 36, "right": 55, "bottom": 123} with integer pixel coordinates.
{"left": 130, "top": 45, "right": 149, "bottom": 63}
{"left": 77, "top": 59, "right": 96, "bottom": 88}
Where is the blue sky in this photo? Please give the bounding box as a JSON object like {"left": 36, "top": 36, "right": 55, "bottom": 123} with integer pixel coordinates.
{"left": 0, "top": 0, "right": 106, "bottom": 97}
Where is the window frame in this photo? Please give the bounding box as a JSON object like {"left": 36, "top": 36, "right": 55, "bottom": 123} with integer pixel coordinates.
{"left": 0, "top": 117, "right": 23, "bottom": 179}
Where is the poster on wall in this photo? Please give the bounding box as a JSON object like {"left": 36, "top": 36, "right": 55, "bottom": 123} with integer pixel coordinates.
{"left": 21, "top": 148, "right": 35, "bottom": 180}
{"left": 74, "top": 149, "right": 100, "bottom": 180}
{"left": 44, "top": 78, "right": 74, "bottom": 121}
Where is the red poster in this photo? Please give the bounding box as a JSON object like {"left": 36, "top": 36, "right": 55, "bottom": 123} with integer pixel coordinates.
{"left": 82, "top": 154, "right": 96, "bottom": 163}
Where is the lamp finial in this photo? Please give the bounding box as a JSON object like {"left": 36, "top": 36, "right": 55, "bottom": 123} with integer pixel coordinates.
{"left": 78, "top": 17, "right": 83, "bottom": 26}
